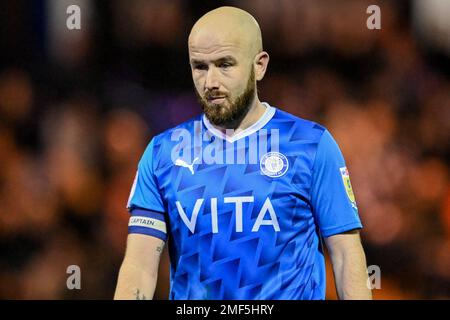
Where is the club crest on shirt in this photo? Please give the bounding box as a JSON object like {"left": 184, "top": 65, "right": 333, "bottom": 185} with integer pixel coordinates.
{"left": 260, "top": 152, "right": 289, "bottom": 178}
{"left": 339, "top": 166, "right": 357, "bottom": 209}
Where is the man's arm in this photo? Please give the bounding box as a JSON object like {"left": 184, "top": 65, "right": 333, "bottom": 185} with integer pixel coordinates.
{"left": 114, "top": 233, "right": 165, "bottom": 300}
{"left": 324, "top": 230, "right": 372, "bottom": 300}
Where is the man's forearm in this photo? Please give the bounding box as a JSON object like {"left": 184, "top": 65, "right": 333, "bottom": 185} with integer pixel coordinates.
{"left": 114, "top": 259, "right": 158, "bottom": 300}
{"left": 331, "top": 243, "right": 372, "bottom": 300}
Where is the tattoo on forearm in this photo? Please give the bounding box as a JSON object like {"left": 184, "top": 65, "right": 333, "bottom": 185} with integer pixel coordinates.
{"left": 134, "top": 288, "right": 147, "bottom": 300}
{"left": 156, "top": 241, "right": 164, "bottom": 255}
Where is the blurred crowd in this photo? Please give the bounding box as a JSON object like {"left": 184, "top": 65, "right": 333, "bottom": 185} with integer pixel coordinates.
{"left": 0, "top": 0, "right": 449, "bottom": 299}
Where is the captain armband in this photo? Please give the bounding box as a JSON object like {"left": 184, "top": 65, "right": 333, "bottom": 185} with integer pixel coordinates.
{"left": 128, "top": 209, "right": 168, "bottom": 241}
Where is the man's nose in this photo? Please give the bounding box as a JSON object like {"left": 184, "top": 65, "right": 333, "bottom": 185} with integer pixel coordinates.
{"left": 205, "top": 67, "right": 220, "bottom": 91}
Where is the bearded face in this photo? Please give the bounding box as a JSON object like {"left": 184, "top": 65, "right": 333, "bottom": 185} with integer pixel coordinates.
{"left": 196, "top": 66, "right": 256, "bottom": 128}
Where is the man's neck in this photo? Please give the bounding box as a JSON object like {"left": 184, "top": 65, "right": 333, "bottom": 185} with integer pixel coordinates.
{"left": 213, "top": 98, "right": 266, "bottom": 137}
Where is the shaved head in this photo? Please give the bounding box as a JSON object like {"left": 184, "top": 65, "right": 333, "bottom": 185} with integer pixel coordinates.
{"left": 188, "top": 7, "right": 269, "bottom": 129}
{"left": 189, "top": 6, "right": 263, "bottom": 63}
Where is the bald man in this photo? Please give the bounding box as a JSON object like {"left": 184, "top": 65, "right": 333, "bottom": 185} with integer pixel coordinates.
{"left": 114, "top": 7, "right": 372, "bottom": 300}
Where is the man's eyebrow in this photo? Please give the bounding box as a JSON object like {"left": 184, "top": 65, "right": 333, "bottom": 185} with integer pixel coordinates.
{"left": 214, "top": 56, "right": 237, "bottom": 64}
{"left": 190, "top": 59, "right": 205, "bottom": 65}
{"left": 190, "top": 56, "right": 237, "bottom": 65}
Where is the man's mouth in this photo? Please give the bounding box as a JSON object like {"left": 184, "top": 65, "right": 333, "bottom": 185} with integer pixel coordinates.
{"left": 207, "top": 96, "right": 226, "bottom": 104}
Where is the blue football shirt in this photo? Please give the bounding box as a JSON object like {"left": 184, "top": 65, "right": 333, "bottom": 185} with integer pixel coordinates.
{"left": 127, "top": 103, "right": 362, "bottom": 300}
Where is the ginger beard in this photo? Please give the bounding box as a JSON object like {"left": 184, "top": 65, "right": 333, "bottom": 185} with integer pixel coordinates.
{"left": 196, "top": 66, "right": 256, "bottom": 128}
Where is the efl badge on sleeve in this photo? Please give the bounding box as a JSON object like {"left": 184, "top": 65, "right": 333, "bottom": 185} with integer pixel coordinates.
{"left": 339, "top": 167, "right": 357, "bottom": 209}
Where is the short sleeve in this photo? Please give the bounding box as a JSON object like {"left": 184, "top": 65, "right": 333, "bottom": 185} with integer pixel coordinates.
{"left": 310, "top": 130, "right": 362, "bottom": 238}
{"left": 126, "top": 138, "right": 167, "bottom": 241}
{"left": 127, "top": 138, "right": 165, "bottom": 213}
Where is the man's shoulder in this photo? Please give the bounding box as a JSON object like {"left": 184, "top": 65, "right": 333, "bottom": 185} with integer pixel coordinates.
{"left": 272, "top": 107, "right": 327, "bottom": 142}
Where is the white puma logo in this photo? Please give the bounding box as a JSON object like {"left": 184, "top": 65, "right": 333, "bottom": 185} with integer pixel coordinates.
{"left": 174, "top": 157, "right": 199, "bottom": 175}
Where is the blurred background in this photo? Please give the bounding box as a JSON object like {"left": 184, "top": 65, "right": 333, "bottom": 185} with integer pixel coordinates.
{"left": 0, "top": 0, "right": 449, "bottom": 299}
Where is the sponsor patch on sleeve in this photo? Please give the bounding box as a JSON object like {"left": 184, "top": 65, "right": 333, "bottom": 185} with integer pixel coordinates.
{"left": 340, "top": 166, "right": 357, "bottom": 209}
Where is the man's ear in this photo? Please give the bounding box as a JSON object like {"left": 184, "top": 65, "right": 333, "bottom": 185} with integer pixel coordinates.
{"left": 254, "top": 51, "right": 270, "bottom": 81}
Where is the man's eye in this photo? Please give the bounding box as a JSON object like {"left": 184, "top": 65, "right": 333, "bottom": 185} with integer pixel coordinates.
{"left": 220, "top": 63, "right": 232, "bottom": 69}
{"left": 195, "top": 64, "right": 208, "bottom": 71}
